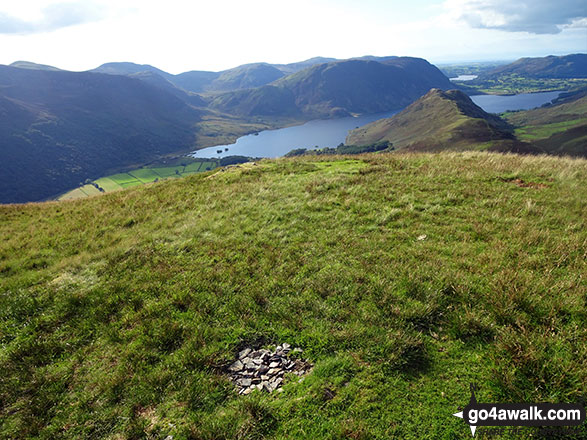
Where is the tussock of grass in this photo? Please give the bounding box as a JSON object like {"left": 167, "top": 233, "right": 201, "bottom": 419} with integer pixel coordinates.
{"left": 0, "top": 152, "right": 585, "bottom": 439}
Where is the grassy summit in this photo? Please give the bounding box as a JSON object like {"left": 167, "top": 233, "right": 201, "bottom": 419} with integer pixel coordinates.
{"left": 0, "top": 153, "right": 585, "bottom": 439}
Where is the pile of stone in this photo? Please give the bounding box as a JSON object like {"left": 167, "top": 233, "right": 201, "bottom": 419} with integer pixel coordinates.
{"left": 227, "top": 343, "right": 312, "bottom": 395}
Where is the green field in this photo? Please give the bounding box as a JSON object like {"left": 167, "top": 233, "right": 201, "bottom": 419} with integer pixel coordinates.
{"left": 58, "top": 158, "right": 220, "bottom": 200}
{"left": 93, "top": 177, "right": 124, "bottom": 192}
{"left": 2, "top": 152, "right": 585, "bottom": 439}
{"left": 459, "top": 74, "right": 587, "bottom": 95}
{"left": 129, "top": 169, "right": 163, "bottom": 183}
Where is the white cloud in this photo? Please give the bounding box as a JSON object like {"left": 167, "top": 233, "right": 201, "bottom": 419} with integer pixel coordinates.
{"left": 444, "top": 0, "right": 587, "bottom": 34}
{"left": 0, "top": 1, "right": 104, "bottom": 35}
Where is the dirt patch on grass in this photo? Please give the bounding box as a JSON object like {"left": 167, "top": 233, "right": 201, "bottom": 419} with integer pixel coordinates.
{"left": 500, "top": 177, "right": 548, "bottom": 189}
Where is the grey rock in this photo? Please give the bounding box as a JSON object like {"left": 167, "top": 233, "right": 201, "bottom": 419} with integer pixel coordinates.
{"left": 237, "top": 378, "right": 252, "bottom": 387}
{"left": 239, "top": 348, "right": 252, "bottom": 359}
{"left": 228, "top": 360, "right": 243, "bottom": 372}
{"left": 245, "top": 360, "right": 257, "bottom": 369}
{"left": 228, "top": 343, "right": 312, "bottom": 394}
{"left": 271, "top": 377, "right": 283, "bottom": 386}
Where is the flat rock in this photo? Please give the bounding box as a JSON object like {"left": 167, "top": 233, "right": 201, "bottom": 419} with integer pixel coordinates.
{"left": 228, "top": 360, "right": 243, "bottom": 372}
{"left": 239, "top": 348, "right": 252, "bottom": 359}
{"left": 237, "top": 378, "right": 252, "bottom": 387}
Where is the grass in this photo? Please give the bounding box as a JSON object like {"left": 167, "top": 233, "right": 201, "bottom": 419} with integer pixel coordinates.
{"left": 514, "top": 118, "right": 587, "bottom": 140}
{"left": 1, "top": 152, "right": 586, "bottom": 439}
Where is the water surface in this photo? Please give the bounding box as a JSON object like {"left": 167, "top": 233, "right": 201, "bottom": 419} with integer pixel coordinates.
{"left": 450, "top": 75, "right": 478, "bottom": 81}
{"left": 193, "top": 111, "right": 399, "bottom": 159}
{"left": 470, "top": 90, "right": 562, "bottom": 114}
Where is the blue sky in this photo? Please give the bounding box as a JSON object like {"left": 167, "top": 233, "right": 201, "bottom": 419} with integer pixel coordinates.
{"left": 0, "top": 0, "right": 585, "bottom": 73}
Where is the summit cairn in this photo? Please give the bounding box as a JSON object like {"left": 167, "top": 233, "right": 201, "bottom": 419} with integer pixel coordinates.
{"left": 226, "top": 343, "right": 312, "bottom": 395}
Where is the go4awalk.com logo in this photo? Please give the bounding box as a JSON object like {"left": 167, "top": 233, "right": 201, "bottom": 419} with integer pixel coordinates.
{"left": 452, "top": 384, "right": 585, "bottom": 437}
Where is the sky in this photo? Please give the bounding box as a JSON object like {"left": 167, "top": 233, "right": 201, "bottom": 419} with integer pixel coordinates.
{"left": 0, "top": 0, "right": 585, "bottom": 74}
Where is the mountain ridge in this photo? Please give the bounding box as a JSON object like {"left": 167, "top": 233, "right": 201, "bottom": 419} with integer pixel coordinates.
{"left": 346, "top": 88, "right": 526, "bottom": 152}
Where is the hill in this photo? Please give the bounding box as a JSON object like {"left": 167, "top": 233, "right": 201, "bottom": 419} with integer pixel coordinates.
{"left": 211, "top": 58, "right": 453, "bottom": 118}
{"left": 0, "top": 66, "right": 201, "bottom": 204}
{"left": 92, "top": 62, "right": 173, "bottom": 78}
{"left": 503, "top": 89, "right": 587, "bottom": 156}
{"left": 94, "top": 62, "right": 286, "bottom": 94}
{"left": 346, "top": 89, "right": 524, "bottom": 152}
{"left": 0, "top": 152, "right": 585, "bottom": 439}
{"left": 272, "top": 56, "right": 338, "bottom": 74}
{"left": 9, "top": 61, "right": 62, "bottom": 71}
{"left": 485, "top": 54, "right": 587, "bottom": 79}
{"left": 461, "top": 54, "right": 587, "bottom": 94}
{"left": 205, "top": 63, "right": 285, "bottom": 92}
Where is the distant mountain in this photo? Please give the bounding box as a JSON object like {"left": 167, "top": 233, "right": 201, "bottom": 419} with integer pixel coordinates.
{"left": 127, "top": 71, "right": 208, "bottom": 107}
{"left": 346, "top": 89, "right": 528, "bottom": 152}
{"left": 172, "top": 70, "right": 222, "bottom": 93}
{"left": 481, "top": 54, "right": 587, "bottom": 79}
{"left": 211, "top": 57, "right": 454, "bottom": 118}
{"left": 92, "top": 62, "right": 172, "bottom": 78}
{"left": 10, "top": 61, "right": 62, "bottom": 71}
{"left": 205, "top": 63, "right": 285, "bottom": 92}
{"left": 94, "top": 62, "right": 285, "bottom": 94}
{"left": 0, "top": 66, "right": 201, "bottom": 203}
{"left": 272, "top": 57, "right": 338, "bottom": 74}
{"left": 208, "top": 85, "right": 299, "bottom": 117}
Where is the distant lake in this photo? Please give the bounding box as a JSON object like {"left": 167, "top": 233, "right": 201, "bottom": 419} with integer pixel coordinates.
{"left": 470, "top": 90, "right": 562, "bottom": 114}
{"left": 192, "top": 111, "right": 399, "bottom": 159}
{"left": 450, "top": 75, "right": 478, "bottom": 81}
{"left": 192, "top": 91, "right": 563, "bottom": 158}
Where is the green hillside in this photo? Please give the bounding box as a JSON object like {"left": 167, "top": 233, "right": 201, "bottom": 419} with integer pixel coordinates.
{"left": 1, "top": 152, "right": 585, "bottom": 439}
{"left": 346, "top": 88, "right": 586, "bottom": 157}
{"left": 346, "top": 89, "right": 523, "bottom": 152}
{"left": 0, "top": 66, "right": 201, "bottom": 204}
{"left": 503, "top": 90, "right": 587, "bottom": 156}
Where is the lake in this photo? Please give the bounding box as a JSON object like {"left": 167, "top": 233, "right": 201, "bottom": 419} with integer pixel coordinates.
{"left": 192, "top": 90, "right": 563, "bottom": 159}
{"left": 470, "top": 90, "right": 563, "bottom": 114}
{"left": 450, "top": 75, "right": 478, "bottom": 81}
{"left": 192, "top": 111, "right": 400, "bottom": 159}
